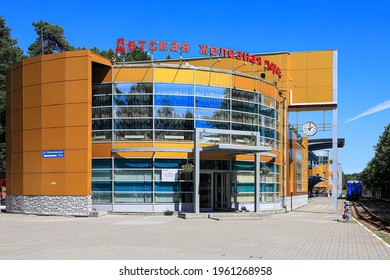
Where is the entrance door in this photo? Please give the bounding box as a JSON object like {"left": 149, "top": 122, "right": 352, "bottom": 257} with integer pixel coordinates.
{"left": 214, "top": 172, "right": 230, "bottom": 211}
{"left": 199, "top": 172, "right": 213, "bottom": 211}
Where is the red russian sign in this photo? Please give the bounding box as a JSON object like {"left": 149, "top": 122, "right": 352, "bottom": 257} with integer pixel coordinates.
{"left": 115, "top": 38, "right": 282, "bottom": 78}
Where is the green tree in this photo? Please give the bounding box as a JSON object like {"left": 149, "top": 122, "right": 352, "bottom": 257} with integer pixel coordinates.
{"left": 361, "top": 124, "right": 390, "bottom": 198}
{"left": 0, "top": 16, "right": 24, "bottom": 172}
{"left": 27, "top": 20, "right": 74, "bottom": 57}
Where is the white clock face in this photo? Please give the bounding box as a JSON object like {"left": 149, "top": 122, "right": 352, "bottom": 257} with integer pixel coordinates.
{"left": 302, "top": 121, "right": 318, "bottom": 136}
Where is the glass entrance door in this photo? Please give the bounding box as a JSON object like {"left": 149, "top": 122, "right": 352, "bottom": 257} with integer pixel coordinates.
{"left": 199, "top": 172, "right": 213, "bottom": 211}
{"left": 214, "top": 172, "right": 230, "bottom": 211}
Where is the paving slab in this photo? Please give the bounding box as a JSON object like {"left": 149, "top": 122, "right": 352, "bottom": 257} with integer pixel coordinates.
{"left": 0, "top": 197, "right": 389, "bottom": 260}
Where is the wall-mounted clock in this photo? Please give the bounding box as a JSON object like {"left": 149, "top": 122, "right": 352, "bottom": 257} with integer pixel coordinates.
{"left": 302, "top": 121, "right": 318, "bottom": 136}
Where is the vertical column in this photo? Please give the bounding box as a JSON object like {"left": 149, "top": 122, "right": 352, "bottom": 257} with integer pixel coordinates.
{"left": 332, "top": 50, "right": 339, "bottom": 214}
{"left": 255, "top": 132, "right": 260, "bottom": 213}
{"left": 194, "top": 128, "right": 200, "bottom": 213}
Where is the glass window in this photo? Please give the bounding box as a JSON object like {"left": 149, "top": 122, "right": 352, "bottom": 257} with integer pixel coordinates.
{"left": 114, "top": 131, "right": 152, "bottom": 141}
{"left": 237, "top": 183, "right": 254, "bottom": 193}
{"left": 195, "top": 120, "right": 229, "bottom": 130}
{"left": 114, "top": 192, "right": 152, "bottom": 203}
{"left": 92, "top": 119, "right": 112, "bottom": 130}
{"left": 92, "top": 131, "right": 112, "bottom": 141}
{"left": 114, "top": 170, "right": 153, "bottom": 181}
{"left": 155, "top": 159, "right": 187, "bottom": 169}
{"left": 155, "top": 119, "right": 194, "bottom": 130}
{"left": 114, "top": 107, "right": 152, "bottom": 118}
{"left": 260, "top": 127, "right": 275, "bottom": 138}
{"left": 154, "top": 95, "right": 194, "bottom": 107}
{"left": 93, "top": 84, "right": 112, "bottom": 95}
{"left": 232, "top": 89, "right": 257, "bottom": 102}
{"left": 114, "top": 119, "right": 152, "bottom": 130}
{"left": 154, "top": 107, "right": 193, "bottom": 118}
{"left": 92, "top": 107, "right": 112, "bottom": 119}
{"left": 154, "top": 83, "right": 194, "bottom": 95}
{"left": 196, "top": 85, "right": 228, "bottom": 98}
{"left": 260, "top": 183, "right": 275, "bottom": 192}
{"left": 232, "top": 123, "right": 257, "bottom": 131}
{"left": 92, "top": 170, "right": 112, "bottom": 181}
{"left": 114, "top": 181, "right": 153, "bottom": 192}
{"left": 196, "top": 108, "right": 230, "bottom": 121}
{"left": 92, "top": 181, "right": 112, "bottom": 191}
{"left": 155, "top": 182, "right": 180, "bottom": 192}
{"left": 200, "top": 160, "right": 230, "bottom": 170}
{"left": 232, "top": 112, "right": 258, "bottom": 124}
{"left": 114, "top": 83, "right": 153, "bottom": 94}
{"left": 232, "top": 100, "right": 258, "bottom": 113}
{"left": 262, "top": 96, "right": 275, "bottom": 108}
{"left": 233, "top": 161, "right": 254, "bottom": 171}
{"left": 114, "top": 158, "right": 153, "bottom": 168}
{"left": 155, "top": 193, "right": 180, "bottom": 203}
{"left": 92, "top": 192, "right": 112, "bottom": 203}
{"left": 113, "top": 94, "right": 152, "bottom": 106}
{"left": 196, "top": 97, "right": 230, "bottom": 109}
{"left": 92, "top": 158, "right": 112, "bottom": 169}
{"left": 93, "top": 95, "right": 112, "bottom": 107}
{"left": 155, "top": 131, "right": 194, "bottom": 141}
{"left": 259, "top": 105, "right": 275, "bottom": 118}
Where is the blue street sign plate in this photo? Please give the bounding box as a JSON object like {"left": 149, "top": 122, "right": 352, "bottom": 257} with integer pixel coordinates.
{"left": 42, "top": 150, "right": 64, "bottom": 158}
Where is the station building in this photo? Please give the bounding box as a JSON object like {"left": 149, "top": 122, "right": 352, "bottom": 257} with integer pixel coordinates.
{"left": 5, "top": 46, "right": 338, "bottom": 216}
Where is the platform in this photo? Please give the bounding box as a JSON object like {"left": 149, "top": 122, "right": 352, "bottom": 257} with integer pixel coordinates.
{"left": 0, "top": 197, "right": 389, "bottom": 259}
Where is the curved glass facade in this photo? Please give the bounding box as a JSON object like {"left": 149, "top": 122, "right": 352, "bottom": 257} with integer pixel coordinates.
{"left": 92, "top": 67, "right": 282, "bottom": 210}
{"left": 92, "top": 81, "right": 280, "bottom": 146}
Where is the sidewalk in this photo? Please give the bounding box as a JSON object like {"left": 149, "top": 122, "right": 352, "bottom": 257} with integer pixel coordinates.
{"left": 0, "top": 197, "right": 389, "bottom": 260}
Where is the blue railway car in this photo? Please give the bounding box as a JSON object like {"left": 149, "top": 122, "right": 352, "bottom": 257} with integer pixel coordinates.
{"left": 346, "top": 180, "right": 362, "bottom": 201}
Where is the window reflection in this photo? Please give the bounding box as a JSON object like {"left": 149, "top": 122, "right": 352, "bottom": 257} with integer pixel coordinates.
{"left": 155, "top": 119, "right": 194, "bottom": 130}
{"left": 232, "top": 89, "right": 257, "bottom": 102}
{"left": 196, "top": 97, "right": 230, "bottom": 109}
{"left": 93, "top": 95, "right": 112, "bottom": 107}
{"left": 196, "top": 108, "right": 230, "bottom": 121}
{"left": 114, "top": 95, "right": 152, "bottom": 106}
{"left": 114, "top": 119, "right": 152, "bottom": 129}
{"left": 196, "top": 85, "right": 229, "bottom": 98}
{"left": 154, "top": 95, "right": 194, "bottom": 107}
{"left": 154, "top": 107, "right": 193, "bottom": 118}
{"left": 114, "top": 83, "right": 153, "bottom": 94}
{"left": 155, "top": 83, "right": 194, "bottom": 95}
{"left": 232, "top": 100, "right": 258, "bottom": 113}
{"left": 114, "top": 107, "right": 152, "bottom": 118}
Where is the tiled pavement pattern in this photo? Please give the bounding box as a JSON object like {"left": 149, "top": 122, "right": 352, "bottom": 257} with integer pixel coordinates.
{"left": 1, "top": 197, "right": 389, "bottom": 259}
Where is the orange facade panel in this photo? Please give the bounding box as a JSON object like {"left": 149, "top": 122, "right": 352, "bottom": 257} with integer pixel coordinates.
{"left": 24, "top": 85, "right": 42, "bottom": 109}
{"left": 113, "top": 67, "right": 152, "bottom": 83}
{"left": 41, "top": 82, "right": 65, "bottom": 106}
{"left": 65, "top": 80, "right": 90, "bottom": 103}
{"left": 233, "top": 75, "right": 258, "bottom": 92}
{"left": 7, "top": 51, "right": 93, "bottom": 197}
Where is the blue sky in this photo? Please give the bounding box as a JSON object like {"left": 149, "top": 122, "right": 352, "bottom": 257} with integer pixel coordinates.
{"left": 1, "top": 0, "right": 390, "bottom": 174}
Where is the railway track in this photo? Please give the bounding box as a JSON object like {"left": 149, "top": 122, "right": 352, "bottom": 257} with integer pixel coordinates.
{"left": 352, "top": 198, "right": 390, "bottom": 234}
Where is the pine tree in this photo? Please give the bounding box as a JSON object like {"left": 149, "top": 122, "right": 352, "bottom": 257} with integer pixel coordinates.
{"left": 27, "top": 20, "right": 74, "bottom": 57}
{"left": 0, "top": 16, "right": 24, "bottom": 172}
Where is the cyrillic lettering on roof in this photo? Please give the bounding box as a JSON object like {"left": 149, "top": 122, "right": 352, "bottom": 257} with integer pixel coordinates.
{"left": 199, "top": 45, "right": 209, "bottom": 55}
{"left": 181, "top": 43, "right": 190, "bottom": 53}
{"left": 116, "top": 38, "right": 126, "bottom": 54}
{"left": 138, "top": 40, "right": 147, "bottom": 50}
{"left": 159, "top": 41, "right": 168, "bottom": 51}
{"left": 170, "top": 42, "right": 179, "bottom": 52}
{"left": 128, "top": 41, "right": 136, "bottom": 51}
{"left": 149, "top": 40, "right": 157, "bottom": 51}
{"left": 219, "top": 48, "right": 227, "bottom": 57}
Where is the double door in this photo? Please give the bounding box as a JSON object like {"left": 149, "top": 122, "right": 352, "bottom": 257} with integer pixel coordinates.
{"left": 199, "top": 172, "right": 230, "bottom": 212}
